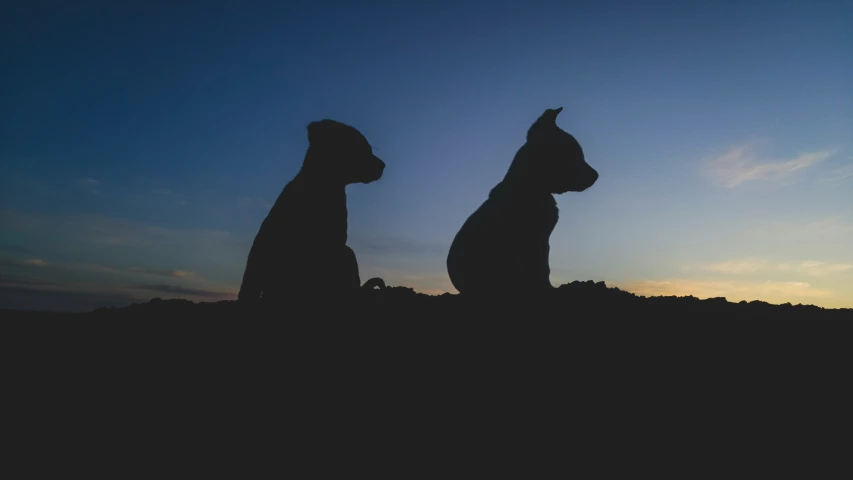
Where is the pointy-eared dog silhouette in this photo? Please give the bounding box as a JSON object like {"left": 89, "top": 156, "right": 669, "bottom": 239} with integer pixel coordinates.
{"left": 238, "top": 119, "right": 386, "bottom": 307}
{"left": 446, "top": 107, "right": 598, "bottom": 299}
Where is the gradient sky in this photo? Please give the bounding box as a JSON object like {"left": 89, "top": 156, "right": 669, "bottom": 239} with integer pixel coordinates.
{"left": 2, "top": 0, "right": 851, "bottom": 311}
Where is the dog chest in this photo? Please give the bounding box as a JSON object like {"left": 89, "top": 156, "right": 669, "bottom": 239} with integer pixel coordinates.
{"left": 457, "top": 196, "right": 558, "bottom": 255}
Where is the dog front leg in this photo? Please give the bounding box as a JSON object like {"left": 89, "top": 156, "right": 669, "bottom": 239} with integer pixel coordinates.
{"left": 537, "top": 240, "right": 554, "bottom": 289}
{"left": 342, "top": 246, "right": 361, "bottom": 289}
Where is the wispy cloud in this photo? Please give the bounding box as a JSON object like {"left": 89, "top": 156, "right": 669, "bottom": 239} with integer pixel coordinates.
{"left": 73, "top": 263, "right": 199, "bottom": 279}
{"left": 0, "top": 211, "right": 247, "bottom": 252}
{"left": 745, "top": 216, "right": 853, "bottom": 240}
{"left": 790, "top": 261, "right": 853, "bottom": 277}
{"left": 622, "top": 278, "right": 837, "bottom": 306}
{"left": 0, "top": 256, "right": 201, "bottom": 281}
{"left": 704, "top": 258, "right": 853, "bottom": 277}
{"left": 702, "top": 141, "right": 836, "bottom": 188}
{"left": 0, "top": 257, "right": 46, "bottom": 268}
{"left": 134, "top": 284, "right": 233, "bottom": 299}
{"left": 0, "top": 269, "right": 237, "bottom": 311}
{"left": 76, "top": 264, "right": 125, "bottom": 275}
{"left": 705, "top": 258, "right": 768, "bottom": 274}
{"left": 0, "top": 210, "right": 250, "bottom": 310}
{"left": 128, "top": 267, "right": 195, "bottom": 278}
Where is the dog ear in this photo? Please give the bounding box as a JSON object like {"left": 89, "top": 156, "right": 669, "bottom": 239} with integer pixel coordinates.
{"left": 539, "top": 107, "right": 563, "bottom": 126}
{"left": 527, "top": 107, "right": 563, "bottom": 143}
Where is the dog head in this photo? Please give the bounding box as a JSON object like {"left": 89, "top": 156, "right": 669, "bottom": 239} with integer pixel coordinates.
{"left": 303, "top": 119, "right": 385, "bottom": 185}
{"left": 522, "top": 107, "right": 598, "bottom": 194}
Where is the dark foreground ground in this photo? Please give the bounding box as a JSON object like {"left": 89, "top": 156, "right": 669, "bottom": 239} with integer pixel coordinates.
{"left": 5, "top": 280, "right": 852, "bottom": 321}
{"left": 5, "top": 279, "right": 849, "bottom": 364}
{"left": 2, "top": 280, "right": 848, "bottom": 467}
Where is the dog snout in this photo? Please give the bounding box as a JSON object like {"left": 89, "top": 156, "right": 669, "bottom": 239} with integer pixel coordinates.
{"left": 567, "top": 164, "right": 598, "bottom": 192}
{"left": 374, "top": 156, "right": 385, "bottom": 175}
{"left": 589, "top": 167, "right": 599, "bottom": 185}
{"left": 359, "top": 154, "right": 385, "bottom": 183}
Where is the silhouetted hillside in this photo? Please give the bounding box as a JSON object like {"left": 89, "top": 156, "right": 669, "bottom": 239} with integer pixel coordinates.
{"left": 5, "top": 279, "right": 847, "bottom": 448}
{"left": 5, "top": 280, "right": 849, "bottom": 321}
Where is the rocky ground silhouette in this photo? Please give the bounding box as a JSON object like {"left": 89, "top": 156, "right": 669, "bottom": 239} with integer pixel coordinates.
{"left": 4, "top": 280, "right": 850, "bottom": 321}
{"left": 5, "top": 279, "right": 846, "bottom": 449}
{"left": 6, "top": 279, "right": 848, "bottom": 367}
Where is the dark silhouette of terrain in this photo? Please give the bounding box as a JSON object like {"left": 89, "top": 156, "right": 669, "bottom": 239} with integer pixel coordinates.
{"left": 447, "top": 107, "right": 598, "bottom": 299}
{"left": 5, "top": 280, "right": 849, "bottom": 321}
{"left": 5, "top": 279, "right": 847, "bottom": 461}
{"left": 238, "top": 119, "right": 387, "bottom": 308}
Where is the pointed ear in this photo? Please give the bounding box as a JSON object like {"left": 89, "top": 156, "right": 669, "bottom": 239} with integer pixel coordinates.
{"left": 534, "top": 107, "right": 563, "bottom": 128}
{"left": 542, "top": 107, "right": 562, "bottom": 122}
{"left": 527, "top": 107, "right": 563, "bottom": 143}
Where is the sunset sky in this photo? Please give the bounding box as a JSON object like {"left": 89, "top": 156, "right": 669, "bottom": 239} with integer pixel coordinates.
{"left": 2, "top": 0, "right": 851, "bottom": 311}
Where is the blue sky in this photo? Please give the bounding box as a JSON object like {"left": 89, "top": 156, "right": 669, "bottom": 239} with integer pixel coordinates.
{"left": 2, "top": 0, "right": 851, "bottom": 311}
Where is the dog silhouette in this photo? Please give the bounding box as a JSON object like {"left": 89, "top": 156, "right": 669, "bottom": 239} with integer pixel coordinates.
{"left": 238, "top": 119, "right": 386, "bottom": 307}
{"left": 446, "top": 107, "right": 598, "bottom": 298}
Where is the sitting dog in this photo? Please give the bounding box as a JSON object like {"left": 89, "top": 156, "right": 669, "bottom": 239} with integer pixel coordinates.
{"left": 238, "top": 119, "right": 386, "bottom": 307}
{"left": 446, "top": 107, "right": 598, "bottom": 299}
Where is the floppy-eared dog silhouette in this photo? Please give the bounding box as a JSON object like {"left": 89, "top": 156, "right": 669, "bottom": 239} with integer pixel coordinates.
{"left": 238, "top": 119, "right": 386, "bottom": 306}
{"left": 446, "top": 107, "right": 598, "bottom": 298}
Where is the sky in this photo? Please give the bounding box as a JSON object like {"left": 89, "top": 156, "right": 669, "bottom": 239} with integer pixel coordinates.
{"left": 1, "top": 0, "right": 851, "bottom": 311}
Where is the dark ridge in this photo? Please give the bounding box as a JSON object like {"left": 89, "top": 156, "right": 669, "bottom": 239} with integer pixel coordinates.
{"left": 4, "top": 280, "right": 847, "bottom": 444}
{"left": 4, "top": 280, "right": 850, "bottom": 320}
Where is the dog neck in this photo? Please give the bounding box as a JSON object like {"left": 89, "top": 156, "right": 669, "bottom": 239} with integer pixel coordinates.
{"left": 285, "top": 169, "right": 348, "bottom": 246}
{"left": 298, "top": 150, "right": 353, "bottom": 189}
{"left": 490, "top": 144, "right": 557, "bottom": 207}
